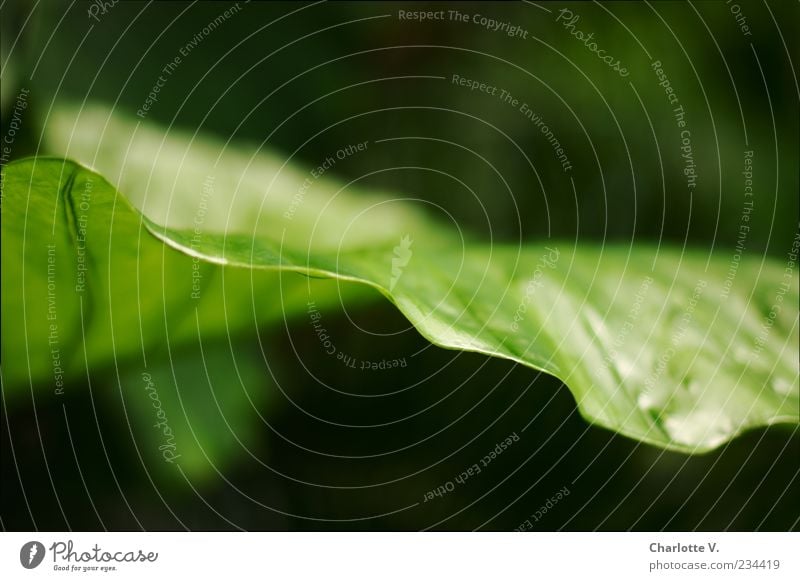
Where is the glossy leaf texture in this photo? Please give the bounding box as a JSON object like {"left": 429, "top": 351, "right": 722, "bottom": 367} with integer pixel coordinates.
{"left": 4, "top": 105, "right": 796, "bottom": 453}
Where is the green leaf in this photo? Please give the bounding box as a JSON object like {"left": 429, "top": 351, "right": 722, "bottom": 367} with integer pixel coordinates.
{"left": 161, "top": 217, "right": 800, "bottom": 452}
{"left": 5, "top": 105, "right": 797, "bottom": 453}
{"left": 0, "top": 157, "right": 372, "bottom": 392}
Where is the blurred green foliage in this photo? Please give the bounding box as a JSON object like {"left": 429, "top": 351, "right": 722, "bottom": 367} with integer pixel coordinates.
{"left": 1, "top": 1, "right": 798, "bottom": 531}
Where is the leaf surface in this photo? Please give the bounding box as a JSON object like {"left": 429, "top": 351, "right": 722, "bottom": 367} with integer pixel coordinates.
{"left": 3, "top": 105, "right": 797, "bottom": 452}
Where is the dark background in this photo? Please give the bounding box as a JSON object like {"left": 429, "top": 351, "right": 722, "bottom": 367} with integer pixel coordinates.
{"left": 2, "top": 1, "right": 798, "bottom": 530}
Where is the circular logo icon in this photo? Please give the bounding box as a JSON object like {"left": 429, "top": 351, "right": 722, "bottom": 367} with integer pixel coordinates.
{"left": 20, "top": 541, "right": 46, "bottom": 569}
